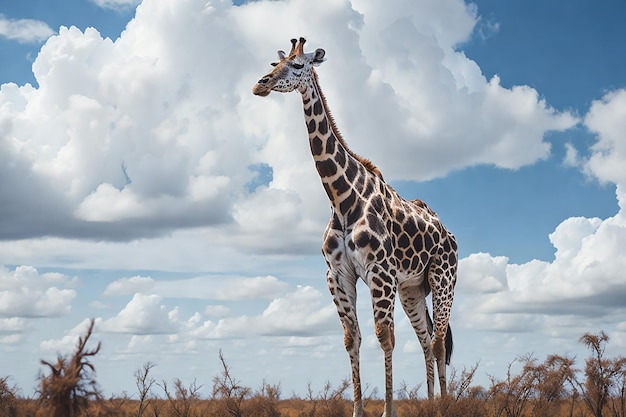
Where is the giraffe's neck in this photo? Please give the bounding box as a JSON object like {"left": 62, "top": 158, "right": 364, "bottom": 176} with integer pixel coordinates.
{"left": 300, "top": 71, "right": 383, "bottom": 219}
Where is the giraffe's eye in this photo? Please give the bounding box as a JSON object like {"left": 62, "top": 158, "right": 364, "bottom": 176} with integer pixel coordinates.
{"left": 292, "top": 63, "right": 304, "bottom": 70}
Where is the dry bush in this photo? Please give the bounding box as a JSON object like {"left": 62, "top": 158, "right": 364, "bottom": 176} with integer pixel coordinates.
{"left": 135, "top": 362, "right": 157, "bottom": 417}
{"left": 0, "top": 376, "right": 20, "bottom": 417}
{"left": 288, "top": 379, "right": 351, "bottom": 417}
{"left": 242, "top": 380, "right": 282, "bottom": 417}
{"left": 7, "top": 327, "right": 626, "bottom": 417}
{"left": 106, "top": 391, "right": 132, "bottom": 416}
{"left": 37, "top": 318, "right": 102, "bottom": 417}
{"left": 396, "top": 363, "right": 486, "bottom": 417}
{"left": 308, "top": 379, "right": 351, "bottom": 417}
{"left": 527, "top": 354, "right": 576, "bottom": 417}
{"left": 486, "top": 355, "right": 539, "bottom": 417}
{"left": 159, "top": 377, "right": 203, "bottom": 417}
{"left": 210, "top": 349, "right": 251, "bottom": 417}
{"left": 573, "top": 332, "right": 626, "bottom": 417}
{"left": 609, "top": 366, "right": 626, "bottom": 417}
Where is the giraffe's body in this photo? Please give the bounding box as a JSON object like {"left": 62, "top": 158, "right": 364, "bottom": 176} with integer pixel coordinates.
{"left": 253, "top": 38, "right": 458, "bottom": 417}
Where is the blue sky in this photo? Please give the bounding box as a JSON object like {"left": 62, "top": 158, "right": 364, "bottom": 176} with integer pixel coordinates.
{"left": 1, "top": 0, "right": 626, "bottom": 400}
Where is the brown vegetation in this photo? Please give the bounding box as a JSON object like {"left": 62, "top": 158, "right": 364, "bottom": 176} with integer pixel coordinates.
{"left": 37, "top": 318, "right": 104, "bottom": 417}
{"left": 1, "top": 325, "right": 625, "bottom": 417}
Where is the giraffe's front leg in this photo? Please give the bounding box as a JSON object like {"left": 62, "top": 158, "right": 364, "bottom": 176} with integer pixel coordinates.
{"left": 326, "top": 269, "right": 363, "bottom": 417}
{"left": 368, "top": 265, "right": 398, "bottom": 417}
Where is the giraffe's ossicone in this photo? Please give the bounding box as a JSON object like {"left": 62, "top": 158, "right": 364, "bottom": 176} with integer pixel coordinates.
{"left": 253, "top": 38, "right": 458, "bottom": 417}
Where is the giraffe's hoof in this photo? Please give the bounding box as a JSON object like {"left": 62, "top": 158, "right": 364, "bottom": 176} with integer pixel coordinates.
{"left": 380, "top": 405, "right": 398, "bottom": 417}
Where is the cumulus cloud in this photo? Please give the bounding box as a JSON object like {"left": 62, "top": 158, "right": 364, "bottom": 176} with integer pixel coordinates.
{"left": 94, "top": 281, "right": 336, "bottom": 346}
{"left": 0, "top": 318, "right": 31, "bottom": 344}
{"left": 204, "top": 304, "right": 230, "bottom": 317}
{"left": 457, "top": 253, "right": 507, "bottom": 294}
{"left": 0, "top": 14, "right": 54, "bottom": 43}
{"left": 0, "top": 317, "right": 30, "bottom": 333}
{"left": 103, "top": 275, "right": 155, "bottom": 296}
{"left": 188, "top": 285, "right": 337, "bottom": 339}
{"left": 458, "top": 214, "right": 625, "bottom": 330}
{"left": 585, "top": 89, "right": 626, "bottom": 207}
{"left": 0, "top": 265, "right": 77, "bottom": 318}
{"left": 0, "top": 0, "right": 577, "bottom": 255}
{"left": 100, "top": 293, "right": 178, "bottom": 334}
{"left": 157, "top": 275, "right": 290, "bottom": 300}
{"left": 455, "top": 90, "right": 626, "bottom": 337}
{"left": 40, "top": 318, "right": 96, "bottom": 353}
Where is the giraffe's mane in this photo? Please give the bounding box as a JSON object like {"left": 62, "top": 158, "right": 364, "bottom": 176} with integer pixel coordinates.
{"left": 311, "top": 70, "right": 384, "bottom": 181}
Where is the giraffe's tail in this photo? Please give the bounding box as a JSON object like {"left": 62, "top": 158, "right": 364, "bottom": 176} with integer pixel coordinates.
{"left": 425, "top": 306, "right": 454, "bottom": 365}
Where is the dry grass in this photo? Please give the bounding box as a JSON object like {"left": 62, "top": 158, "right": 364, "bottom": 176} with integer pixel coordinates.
{"left": 1, "top": 326, "right": 625, "bottom": 417}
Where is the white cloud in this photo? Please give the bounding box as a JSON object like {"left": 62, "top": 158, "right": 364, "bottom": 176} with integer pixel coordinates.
{"left": 457, "top": 214, "right": 625, "bottom": 331}
{"left": 0, "top": 317, "right": 33, "bottom": 346}
{"left": 92, "top": 283, "right": 336, "bottom": 345}
{"left": 0, "top": 265, "right": 77, "bottom": 318}
{"left": 563, "top": 142, "right": 580, "bottom": 168}
{"left": 103, "top": 275, "right": 155, "bottom": 296}
{"left": 40, "top": 318, "right": 97, "bottom": 354}
{"left": 457, "top": 94, "right": 626, "bottom": 326}
{"left": 90, "top": 0, "right": 140, "bottom": 11}
{"left": 585, "top": 89, "right": 626, "bottom": 207}
{"left": 204, "top": 304, "right": 230, "bottom": 317}
{"left": 457, "top": 253, "right": 507, "bottom": 294}
{"left": 100, "top": 293, "right": 178, "bottom": 334}
{"left": 150, "top": 275, "right": 290, "bottom": 301}
{"left": 0, "top": 0, "right": 577, "bottom": 256}
{"left": 260, "top": 285, "right": 337, "bottom": 336}
{"left": 188, "top": 285, "right": 337, "bottom": 339}
{"left": 453, "top": 88, "right": 626, "bottom": 335}
{"left": 0, "top": 14, "right": 54, "bottom": 43}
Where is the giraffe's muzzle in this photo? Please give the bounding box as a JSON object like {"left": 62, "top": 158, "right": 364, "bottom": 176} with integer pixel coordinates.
{"left": 252, "top": 77, "right": 272, "bottom": 96}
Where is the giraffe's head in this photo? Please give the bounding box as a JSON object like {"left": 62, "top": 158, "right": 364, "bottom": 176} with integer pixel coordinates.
{"left": 253, "top": 37, "right": 326, "bottom": 97}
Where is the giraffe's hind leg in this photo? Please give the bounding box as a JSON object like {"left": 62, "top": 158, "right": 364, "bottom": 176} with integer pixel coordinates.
{"left": 398, "top": 281, "right": 436, "bottom": 399}
{"left": 428, "top": 244, "right": 457, "bottom": 396}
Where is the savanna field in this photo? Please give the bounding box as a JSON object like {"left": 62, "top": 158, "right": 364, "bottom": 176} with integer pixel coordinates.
{"left": 1, "top": 318, "right": 624, "bottom": 417}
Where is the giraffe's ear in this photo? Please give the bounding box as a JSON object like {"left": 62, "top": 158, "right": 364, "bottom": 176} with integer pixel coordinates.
{"left": 312, "top": 48, "right": 326, "bottom": 66}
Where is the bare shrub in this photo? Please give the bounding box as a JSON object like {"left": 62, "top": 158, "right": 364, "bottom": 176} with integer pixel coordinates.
{"left": 242, "top": 380, "right": 282, "bottom": 417}
{"left": 0, "top": 376, "right": 19, "bottom": 417}
{"left": 447, "top": 362, "right": 480, "bottom": 400}
{"left": 528, "top": 354, "right": 576, "bottom": 417}
{"left": 397, "top": 363, "right": 485, "bottom": 417}
{"left": 135, "top": 361, "right": 157, "bottom": 417}
{"left": 294, "top": 379, "right": 351, "bottom": 417}
{"left": 211, "top": 349, "right": 251, "bottom": 417}
{"left": 37, "top": 318, "right": 102, "bottom": 417}
{"left": 573, "top": 332, "right": 626, "bottom": 417}
{"left": 159, "top": 378, "right": 203, "bottom": 417}
{"left": 610, "top": 364, "right": 626, "bottom": 417}
{"left": 395, "top": 380, "right": 422, "bottom": 401}
{"left": 107, "top": 391, "right": 131, "bottom": 416}
{"left": 315, "top": 378, "right": 351, "bottom": 417}
{"left": 487, "top": 355, "right": 537, "bottom": 417}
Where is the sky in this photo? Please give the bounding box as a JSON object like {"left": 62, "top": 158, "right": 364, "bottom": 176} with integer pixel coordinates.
{"left": 1, "top": 0, "right": 625, "bottom": 399}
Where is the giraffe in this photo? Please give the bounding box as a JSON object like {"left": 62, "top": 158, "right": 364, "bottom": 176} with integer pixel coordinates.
{"left": 253, "top": 38, "right": 458, "bottom": 417}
